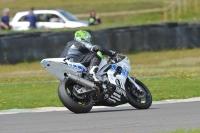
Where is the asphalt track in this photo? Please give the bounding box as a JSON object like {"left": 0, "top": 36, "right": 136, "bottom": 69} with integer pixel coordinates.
{"left": 0, "top": 101, "right": 200, "bottom": 133}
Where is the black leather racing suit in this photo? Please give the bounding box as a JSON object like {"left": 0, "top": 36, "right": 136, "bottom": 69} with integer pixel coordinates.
{"left": 60, "top": 40, "right": 113, "bottom": 67}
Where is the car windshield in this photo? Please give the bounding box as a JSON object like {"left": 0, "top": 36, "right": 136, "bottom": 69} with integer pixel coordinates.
{"left": 58, "top": 10, "right": 78, "bottom": 21}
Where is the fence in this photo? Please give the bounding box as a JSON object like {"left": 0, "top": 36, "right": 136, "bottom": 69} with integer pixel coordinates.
{"left": 76, "top": 0, "right": 199, "bottom": 22}
{"left": 1, "top": 22, "right": 200, "bottom": 64}
{"left": 164, "top": 0, "right": 199, "bottom": 22}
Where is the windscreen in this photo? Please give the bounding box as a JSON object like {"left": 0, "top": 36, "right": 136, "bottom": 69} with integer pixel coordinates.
{"left": 58, "top": 10, "right": 78, "bottom": 21}
{"left": 116, "top": 54, "right": 126, "bottom": 62}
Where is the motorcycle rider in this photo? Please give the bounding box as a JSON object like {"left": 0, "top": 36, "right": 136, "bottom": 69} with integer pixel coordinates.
{"left": 61, "top": 30, "right": 116, "bottom": 81}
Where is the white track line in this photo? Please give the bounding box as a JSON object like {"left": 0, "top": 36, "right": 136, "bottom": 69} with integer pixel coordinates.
{"left": 0, "top": 97, "right": 200, "bottom": 115}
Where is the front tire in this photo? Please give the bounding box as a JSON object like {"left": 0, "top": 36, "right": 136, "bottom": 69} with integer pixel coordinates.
{"left": 58, "top": 79, "right": 93, "bottom": 113}
{"left": 126, "top": 78, "right": 152, "bottom": 109}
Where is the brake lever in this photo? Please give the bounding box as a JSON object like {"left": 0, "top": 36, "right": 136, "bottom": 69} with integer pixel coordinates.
{"left": 108, "top": 56, "right": 115, "bottom": 64}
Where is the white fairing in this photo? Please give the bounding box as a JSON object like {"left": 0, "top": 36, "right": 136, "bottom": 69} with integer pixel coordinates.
{"left": 98, "top": 57, "right": 108, "bottom": 70}
{"left": 107, "top": 57, "right": 131, "bottom": 95}
{"left": 40, "top": 58, "right": 87, "bottom": 81}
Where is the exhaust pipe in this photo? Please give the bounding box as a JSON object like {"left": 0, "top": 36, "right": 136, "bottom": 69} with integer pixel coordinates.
{"left": 67, "top": 73, "right": 100, "bottom": 95}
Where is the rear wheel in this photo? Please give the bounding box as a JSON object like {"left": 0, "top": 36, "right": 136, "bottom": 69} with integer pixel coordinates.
{"left": 58, "top": 79, "right": 93, "bottom": 113}
{"left": 126, "top": 78, "right": 152, "bottom": 109}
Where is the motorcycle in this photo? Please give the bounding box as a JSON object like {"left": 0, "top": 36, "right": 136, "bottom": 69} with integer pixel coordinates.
{"left": 41, "top": 51, "right": 152, "bottom": 113}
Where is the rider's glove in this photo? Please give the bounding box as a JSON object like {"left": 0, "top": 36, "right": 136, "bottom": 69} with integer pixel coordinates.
{"left": 91, "top": 45, "right": 100, "bottom": 52}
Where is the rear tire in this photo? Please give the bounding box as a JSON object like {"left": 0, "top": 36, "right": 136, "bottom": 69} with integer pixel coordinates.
{"left": 126, "top": 78, "right": 152, "bottom": 109}
{"left": 58, "top": 79, "right": 93, "bottom": 113}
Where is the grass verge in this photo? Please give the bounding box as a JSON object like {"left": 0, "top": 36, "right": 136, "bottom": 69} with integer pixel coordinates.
{"left": 167, "top": 127, "right": 200, "bottom": 133}
{"left": 0, "top": 48, "right": 200, "bottom": 110}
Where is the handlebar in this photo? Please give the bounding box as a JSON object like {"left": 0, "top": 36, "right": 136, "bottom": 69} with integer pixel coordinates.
{"left": 108, "top": 53, "right": 126, "bottom": 64}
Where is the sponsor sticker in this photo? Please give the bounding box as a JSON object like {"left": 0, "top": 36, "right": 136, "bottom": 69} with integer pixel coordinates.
{"left": 113, "top": 92, "right": 121, "bottom": 99}
{"left": 111, "top": 95, "right": 120, "bottom": 101}
{"left": 116, "top": 86, "right": 126, "bottom": 97}
{"left": 108, "top": 98, "right": 116, "bottom": 103}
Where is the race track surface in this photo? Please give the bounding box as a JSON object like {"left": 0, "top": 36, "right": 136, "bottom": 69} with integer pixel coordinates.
{"left": 0, "top": 101, "right": 200, "bottom": 133}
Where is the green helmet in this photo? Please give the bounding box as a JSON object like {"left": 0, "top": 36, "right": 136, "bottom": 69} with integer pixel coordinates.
{"left": 74, "top": 30, "right": 92, "bottom": 43}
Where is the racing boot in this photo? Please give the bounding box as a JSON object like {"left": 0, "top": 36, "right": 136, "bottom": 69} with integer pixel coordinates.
{"left": 88, "top": 66, "right": 99, "bottom": 82}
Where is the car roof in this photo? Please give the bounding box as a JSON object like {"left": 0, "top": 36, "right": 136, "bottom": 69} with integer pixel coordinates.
{"left": 16, "top": 9, "right": 65, "bottom": 14}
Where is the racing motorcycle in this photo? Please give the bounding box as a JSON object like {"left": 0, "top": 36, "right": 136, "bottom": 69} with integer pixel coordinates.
{"left": 41, "top": 51, "right": 152, "bottom": 113}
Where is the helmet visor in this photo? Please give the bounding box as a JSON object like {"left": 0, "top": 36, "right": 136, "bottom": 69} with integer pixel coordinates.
{"left": 84, "top": 34, "right": 92, "bottom": 43}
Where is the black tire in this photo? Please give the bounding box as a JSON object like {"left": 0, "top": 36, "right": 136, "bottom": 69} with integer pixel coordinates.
{"left": 126, "top": 78, "right": 152, "bottom": 109}
{"left": 58, "top": 79, "right": 93, "bottom": 113}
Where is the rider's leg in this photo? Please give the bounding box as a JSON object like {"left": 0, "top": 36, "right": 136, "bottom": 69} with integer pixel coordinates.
{"left": 72, "top": 52, "right": 101, "bottom": 81}
{"left": 88, "top": 55, "right": 101, "bottom": 81}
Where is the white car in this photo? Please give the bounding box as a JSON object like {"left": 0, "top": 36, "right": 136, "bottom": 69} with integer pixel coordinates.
{"left": 10, "top": 10, "right": 88, "bottom": 31}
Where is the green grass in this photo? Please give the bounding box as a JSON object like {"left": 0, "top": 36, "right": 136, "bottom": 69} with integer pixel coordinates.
{"left": 167, "top": 127, "right": 200, "bottom": 133}
{"left": 144, "top": 76, "right": 200, "bottom": 101}
{"left": 0, "top": 0, "right": 171, "bottom": 16}
{"left": 0, "top": 48, "right": 200, "bottom": 110}
{"left": 1, "top": 0, "right": 200, "bottom": 34}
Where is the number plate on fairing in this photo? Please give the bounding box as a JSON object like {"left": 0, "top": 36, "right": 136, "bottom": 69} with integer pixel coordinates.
{"left": 107, "top": 65, "right": 129, "bottom": 92}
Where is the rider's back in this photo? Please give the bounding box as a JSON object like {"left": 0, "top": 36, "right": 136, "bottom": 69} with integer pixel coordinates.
{"left": 60, "top": 40, "right": 93, "bottom": 59}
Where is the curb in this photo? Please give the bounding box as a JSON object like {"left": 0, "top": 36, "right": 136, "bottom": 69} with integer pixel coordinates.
{"left": 1, "top": 97, "right": 200, "bottom": 115}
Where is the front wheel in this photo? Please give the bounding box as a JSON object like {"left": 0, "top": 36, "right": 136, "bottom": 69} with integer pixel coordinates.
{"left": 58, "top": 79, "right": 93, "bottom": 113}
{"left": 126, "top": 78, "right": 152, "bottom": 109}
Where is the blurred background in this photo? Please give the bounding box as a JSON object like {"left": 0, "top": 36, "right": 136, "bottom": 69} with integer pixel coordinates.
{"left": 0, "top": 0, "right": 200, "bottom": 31}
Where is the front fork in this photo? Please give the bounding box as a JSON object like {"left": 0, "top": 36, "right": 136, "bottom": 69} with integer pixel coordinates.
{"left": 127, "top": 76, "right": 144, "bottom": 95}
